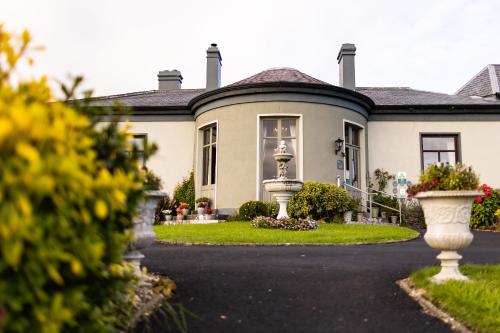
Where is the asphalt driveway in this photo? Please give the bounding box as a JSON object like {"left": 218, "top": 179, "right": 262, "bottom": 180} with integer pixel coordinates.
{"left": 142, "top": 231, "right": 500, "bottom": 333}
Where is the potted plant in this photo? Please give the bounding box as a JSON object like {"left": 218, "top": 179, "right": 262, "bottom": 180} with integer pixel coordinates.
{"left": 197, "top": 201, "right": 209, "bottom": 216}
{"left": 356, "top": 209, "right": 364, "bottom": 223}
{"left": 178, "top": 202, "right": 190, "bottom": 216}
{"left": 162, "top": 209, "right": 173, "bottom": 222}
{"left": 408, "top": 163, "right": 482, "bottom": 283}
{"left": 176, "top": 202, "right": 189, "bottom": 220}
{"left": 205, "top": 206, "right": 215, "bottom": 220}
{"left": 344, "top": 196, "right": 359, "bottom": 223}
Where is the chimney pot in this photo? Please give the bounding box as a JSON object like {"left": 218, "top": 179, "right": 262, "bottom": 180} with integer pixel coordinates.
{"left": 337, "top": 43, "right": 356, "bottom": 90}
{"left": 206, "top": 43, "right": 222, "bottom": 90}
{"left": 158, "top": 69, "right": 183, "bottom": 90}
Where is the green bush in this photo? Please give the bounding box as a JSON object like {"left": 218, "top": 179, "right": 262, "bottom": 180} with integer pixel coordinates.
{"left": 471, "top": 187, "right": 500, "bottom": 230}
{"left": 238, "top": 200, "right": 268, "bottom": 220}
{"left": 265, "top": 201, "right": 280, "bottom": 218}
{"left": 0, "top": 27, "right": 145, "bottom": 333}
{"left": 288, "top": 181, "right": 351, "bottom": 220}
{"left": 401, "top": 199, "right": 426, "bottom": 229}
{"left": 173, "top": 171, "right": 195, "bottom": 210}
{"left": 143, "top": 169, "right": 163, "bottom": 191}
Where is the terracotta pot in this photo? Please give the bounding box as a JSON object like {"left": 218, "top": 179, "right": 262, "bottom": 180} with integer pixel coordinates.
{"left": 415, "top": 190, "right": 481, "bottom": 283}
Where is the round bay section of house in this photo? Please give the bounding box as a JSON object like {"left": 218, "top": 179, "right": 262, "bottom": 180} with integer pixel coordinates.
{"left": 190, "top": 69, "right": 373, "bottom": 214}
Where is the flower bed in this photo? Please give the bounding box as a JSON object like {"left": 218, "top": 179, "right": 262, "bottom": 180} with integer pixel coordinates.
{"left": 251, "top": 216, "right": 318, "bottom": 231}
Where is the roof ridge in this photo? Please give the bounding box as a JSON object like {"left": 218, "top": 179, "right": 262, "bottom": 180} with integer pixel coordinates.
{"left": 488, "top": 64, "right": 500, "bottom": 94}
{"left": 91, "top": 88, "right": 205, "bottom": 101}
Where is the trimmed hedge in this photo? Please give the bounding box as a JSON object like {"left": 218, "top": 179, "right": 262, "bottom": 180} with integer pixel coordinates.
{"left": 288, "top": 181, "right": 351, "bottom": 220}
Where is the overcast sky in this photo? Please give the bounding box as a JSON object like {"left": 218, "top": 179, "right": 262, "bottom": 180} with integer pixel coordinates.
{"left": 2, "top": 0, "right": 499, "bottom": 97}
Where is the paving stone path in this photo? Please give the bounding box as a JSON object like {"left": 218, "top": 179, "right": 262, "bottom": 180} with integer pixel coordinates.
{"left": 143, "top": 231, "right": 500, "bottom": 333}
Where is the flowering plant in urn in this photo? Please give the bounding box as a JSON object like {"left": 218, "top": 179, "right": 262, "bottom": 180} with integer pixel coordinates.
{"left": 408, "top": 163, "right": 482, "bottom": 283}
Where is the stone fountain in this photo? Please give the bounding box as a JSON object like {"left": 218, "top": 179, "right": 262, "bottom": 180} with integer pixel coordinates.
{"left": 263, "top": 141, "right": 303, "bottom": 218}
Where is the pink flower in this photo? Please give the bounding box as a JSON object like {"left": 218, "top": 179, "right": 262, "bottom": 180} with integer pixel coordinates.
{"left": 474, "top": 196, "right": 483, "bottom": 204}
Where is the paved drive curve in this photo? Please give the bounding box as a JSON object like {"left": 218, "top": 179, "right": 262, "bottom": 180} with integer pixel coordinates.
{"left": 143, "top": 231, "right": 500, "bottom": 333}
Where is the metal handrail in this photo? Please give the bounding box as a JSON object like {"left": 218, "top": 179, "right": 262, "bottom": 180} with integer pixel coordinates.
{"left": 338, "top": 176, "right": 402, "bottom": 225}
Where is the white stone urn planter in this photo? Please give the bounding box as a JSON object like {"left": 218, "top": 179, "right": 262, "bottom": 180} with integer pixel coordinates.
{"left": 415, "top": 190, "right": 481, "bottom": 283}
{"left": 197, "top": 207, "right": 205, "bottom": 216}
{"left": 125, "top": 190, "right": 167, "bottom": 273}
{"left": 344, "top": 211, "right": 353, "bottom": 223}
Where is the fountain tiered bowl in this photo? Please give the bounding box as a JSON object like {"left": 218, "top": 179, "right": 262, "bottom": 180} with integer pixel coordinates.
{"left": 263, "top": 141, "right": 303, "bottom": 219}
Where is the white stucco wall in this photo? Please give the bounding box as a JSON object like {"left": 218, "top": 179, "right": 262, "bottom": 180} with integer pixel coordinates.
{"left": 100, "top": 120, "right": 195, "bottom": 195}
{"left": 368, "top": 121, "right": 500, "bottom": 187}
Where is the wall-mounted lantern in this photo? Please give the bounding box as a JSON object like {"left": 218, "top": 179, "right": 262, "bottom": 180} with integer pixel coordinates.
{"left": 334, "top": 138, "right": 344, "bottom": 156}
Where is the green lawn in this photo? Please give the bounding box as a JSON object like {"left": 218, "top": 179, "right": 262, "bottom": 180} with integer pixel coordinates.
{"left": 410, "top": 265, "right": 500, "bottom": 333}
{"left": 154, "top": 222, "right": 419, "bottom": 245}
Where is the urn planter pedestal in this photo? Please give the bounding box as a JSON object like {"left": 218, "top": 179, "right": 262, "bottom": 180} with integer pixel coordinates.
{"left": 415, "top": 190, "right": 481, "bottom": 283}
{"left": 124, "top": 190, "right": 167, "bottom": 274}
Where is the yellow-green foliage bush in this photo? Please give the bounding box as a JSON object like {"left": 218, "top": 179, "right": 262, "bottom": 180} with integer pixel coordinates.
{"left": 0, "top": 26, "right": 143, "bottom": 332}
{"left": 288, "top": 181, "right": 351, "bottom": 220}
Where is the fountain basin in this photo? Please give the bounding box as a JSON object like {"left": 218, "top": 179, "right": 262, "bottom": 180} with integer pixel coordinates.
{"left": 263, "top": 179, "right": 304, "bottom": 193}
{"left": 263, "top": 179, "right": 303, "bottom": 218}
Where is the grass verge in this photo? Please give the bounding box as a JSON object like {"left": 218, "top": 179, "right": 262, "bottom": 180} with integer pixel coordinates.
{"left": 410, "top": 265, "right": 500, "bottom": 333}
{"left": 154, "top": 222, "right": 418, "bottom": 245}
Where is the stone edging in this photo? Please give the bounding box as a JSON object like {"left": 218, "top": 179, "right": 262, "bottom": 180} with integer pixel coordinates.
{"left": 396, "top": 278, "right": 473, "bottom": 333}
{"left": 155, "top": 234, "right": 420, "bottom": 247}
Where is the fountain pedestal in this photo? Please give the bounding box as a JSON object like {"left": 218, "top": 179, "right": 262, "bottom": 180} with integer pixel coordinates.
{"left": 262, "top": 141, "right": 303, "bottom": 218}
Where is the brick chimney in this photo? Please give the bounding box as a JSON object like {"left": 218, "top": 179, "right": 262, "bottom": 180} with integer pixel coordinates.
{"left": 337, "top": 43, "right": 356, "bottom": 90}
{"left": 158, "top": 69, "right": 183, "bottom": 90}
{"left": 206, "top": 43, "right": 222, "bottom": 90}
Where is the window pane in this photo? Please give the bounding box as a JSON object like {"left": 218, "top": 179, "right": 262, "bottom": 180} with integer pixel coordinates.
{"left": 262, "top": 138, "right": 278, "bottom": 179}
{"left": 263, "top": 119, "right": 278, "bottom": 138}
{"left": 352, "top": 128, "right": 359, "bottom": 146}
{"left": 344, "top": 125, "right": 350, "bottom": 144}
{"left": 440, "top": 152, "right": 456, "bottom": 165}
{"left": 282, "top": 138, "right": 296, "bottom": 179}
{"left": 202, "top": 147, "right": 209, "bottom": 185}
{"left": 423, "top": 152, "right": 439, "bottom": 167}
{"left": 281, "top": 119, "right": 296, "bottom": 138}
{"left": 210, "top": 146, "right": 217, "bottom": 185}
{"left": 211, "top": 126, "right": 217, "bottom": 144}
{"left": 422, "top": 136, "right": 455, "bottom": 150}
{"left": 203, "top": 128, "right": 210, "bottom": 145}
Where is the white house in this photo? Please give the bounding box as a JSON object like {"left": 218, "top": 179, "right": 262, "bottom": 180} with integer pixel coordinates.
{"left": 91, "top": 43, "right": 500, "bottom": 214}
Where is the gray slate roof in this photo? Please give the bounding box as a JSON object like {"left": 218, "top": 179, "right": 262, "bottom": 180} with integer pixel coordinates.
{"left": 356, "top": 87, "right": 500, "bottom": 106}
{"left": 456, "top": 65, "right": 500, "bottom": 98}
{"left": 88, "top": 67, "right": 500, "bottom": 109}
{"left": 89, "top": 89, "right": 205, "bottom": 108}
{"left": 228, "top": 68, "right": 330, "bottom": 86}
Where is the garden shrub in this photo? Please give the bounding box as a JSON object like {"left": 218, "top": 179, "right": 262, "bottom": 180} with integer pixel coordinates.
{"left": 143, "top": 169, "right": 163, "bottom": 191}
{"left": 238, "top": 200, "right": 268, "bottom": 220}
{"left": 401, "top": 199, "right": 426, "bottom": 229}
{"left": 0, "top": 27, "right": 145, "bottom": 333}
{"left": 471, "top": 185, "right": 500, "bottom": 230}
{"left": 173, "top": 171, "right": 195, "bottom": 210}
{"left": 265, "top": 201, "right": 280, "bottom": 218}
{"left": 288, "top": 181, "right": 351, "bottom": 220}
{"left": 251, "top": 216, "right": 318, "bottom": 231}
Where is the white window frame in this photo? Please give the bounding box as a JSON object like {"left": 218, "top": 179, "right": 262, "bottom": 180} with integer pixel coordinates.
{"left": 256, "top": 114, "right": 303, "bottom": 200}
{"left": 195, "top": 120, "right": 219, "bottom": 208}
